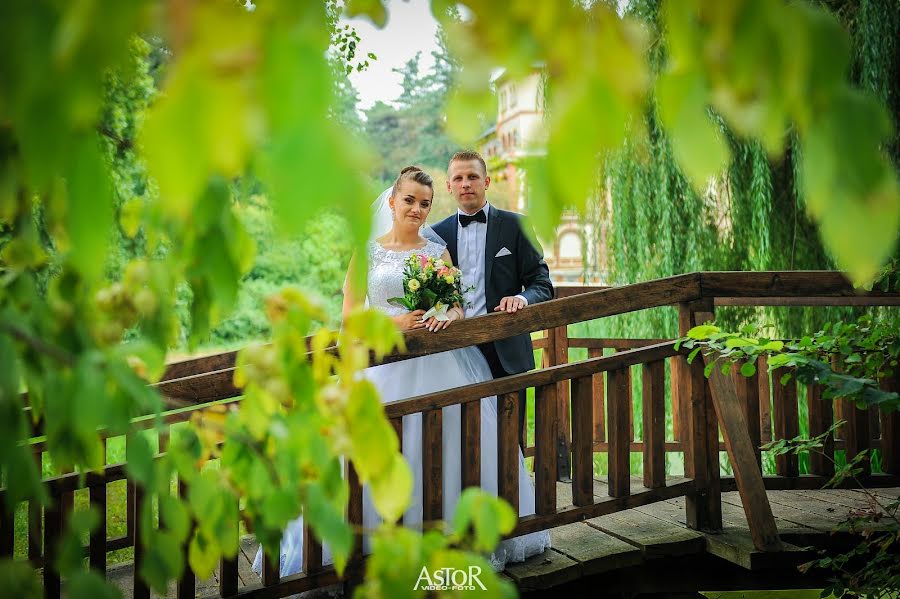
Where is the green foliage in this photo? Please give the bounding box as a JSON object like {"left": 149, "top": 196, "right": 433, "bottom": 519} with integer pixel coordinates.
{"left": 203, "top": 197, "right": 353, "bottom": 348}
{"left": 680, "top": 313, "right": 899, "bottom": 411}
{"left": 578, "top": 0, "right": 900, "bottom": 344}
{"left": 0, "top": 560, "right": 42, "bottom": 599}
{"left": 2, "top": 1, "right": 899, "bottom": 597}
{"left": 764, "top": 421, "right": 900, "bottom": 598}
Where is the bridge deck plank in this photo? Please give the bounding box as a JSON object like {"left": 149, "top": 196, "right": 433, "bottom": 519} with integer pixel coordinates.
{"left": 91, "top": 482, "right": 900, "bottom": 597}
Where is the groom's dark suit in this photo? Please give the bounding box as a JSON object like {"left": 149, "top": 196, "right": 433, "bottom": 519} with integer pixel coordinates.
{"left": 433, "top": 205, "right": 554, "bottom": 445}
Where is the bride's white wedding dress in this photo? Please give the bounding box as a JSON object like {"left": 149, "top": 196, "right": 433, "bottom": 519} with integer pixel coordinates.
{"left": 253, "top": 239, "right": 550, "bottom": 585}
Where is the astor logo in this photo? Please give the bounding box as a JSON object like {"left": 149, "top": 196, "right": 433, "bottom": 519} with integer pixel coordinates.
{"left": 413, "top": 565, "right": 488, "bottom": 591}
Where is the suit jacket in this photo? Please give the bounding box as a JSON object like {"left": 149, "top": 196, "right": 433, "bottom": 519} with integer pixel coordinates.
{"left": 432, "top": 206, "right": 554, "bottom": 374}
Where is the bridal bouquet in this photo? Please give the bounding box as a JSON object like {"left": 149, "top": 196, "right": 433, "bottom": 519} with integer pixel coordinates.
{"left": 388, "top": 253, "right": 470, "bottom": 321}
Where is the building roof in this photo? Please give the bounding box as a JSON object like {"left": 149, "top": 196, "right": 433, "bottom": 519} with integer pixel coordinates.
{"left": 477, "top": 123, "right": 497, "bottom": 140}
{"left": 491, "top": 64, "right": 545, "bottom": 85}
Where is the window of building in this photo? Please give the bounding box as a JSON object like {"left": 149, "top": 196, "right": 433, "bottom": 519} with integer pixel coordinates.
{"left": 558, "top": 231, "right": 581, "bottom": 260}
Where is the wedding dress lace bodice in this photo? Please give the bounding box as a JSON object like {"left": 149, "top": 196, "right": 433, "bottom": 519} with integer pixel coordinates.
{"left": 366, "top": 240, "right": 446, "bottom": 316}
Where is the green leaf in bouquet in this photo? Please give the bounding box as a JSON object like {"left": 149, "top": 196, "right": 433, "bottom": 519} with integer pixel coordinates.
{"left": 421, "top": 288, "right": 438, "bottom": 310}
{"left": 387, "top": 296, "right": 415, "bottom": 311}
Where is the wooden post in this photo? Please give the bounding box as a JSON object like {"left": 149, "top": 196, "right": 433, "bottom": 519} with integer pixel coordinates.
{"left": 347, "top": 461, "right": 363, "bottom": 560}
{"left": 28, "top": 450, "right": 42, "bottom": 567}
{"left": 843, "top": 398, "right": 871, "bottom": 477}
{"left": 880, "top": 376, "right": 900, "bottom": 475}
{"left": 0, "top": 485, "right": 12, "bottom": 560}
{"left": 220, "top": 553, "right": 239, "bottom": 597}
{"left": 218, "top": 492, "right": 239, "bottom": 597}
{"left": 553, "top": 325, "right": 572, "bottom": 482}
{"left": 757, "top": 356, "right": 773, "bottom": 444}
{"left": 807, "top": 384, "right": 835, "bottom": 477}
{"left": 671, "top": 356, "right": 684, "bottom": 446}
{"left": 732, "top": 363, "right": 762, "bottom": 469}
{"left": 588, "top": 348, "right": 606, "bottom": 445}
{"left": 642, "top": 360, "right": 666, "bottom": 489}
{"left": 570, "top": 376, "right": 594, "bottom": 506}
{"left": 89, "top": 438, "right": 107, "bottom": 574}
{"left": 772, "top": 369, "right": 799, "bottom": 477}
{"left": 679, "top": 300, "right": 721, "bottom": 532}
{"left": 177, "top": 478, "right": 195, "bottom": 599}
{"left": 498, "top": 392, "right": 521, "bottom": 511}
{"left": 607, "top": 367, "right": 631, "bottom": 497}
{"left": 133, "top": 485, "right": 150, "bottom": 599}
{"left": 704, "top": 353, "right": 783, "bottom": 551}
{"left": 390, "top": 417, "right": 403, "bottom": 454}
{"left": 125, "top": 434, "right": 136, "bottom": 550}
{"left": 303, "top": 523, "right": 323, "bottom": 574}
{"left": 535, "top": 384, "right": 558, "bottom": 515}
{"left": 614, "top": 348, "right": 635, "bottom": 445}
{"left": 423, "top": 409, "right": 444, "bottom": 523}
{"left": 343, "top": 461, "right": 365, "bottom": 597}
{"left": 262, "top": 550, "right": 280, "bottom": 587}
{"left": 89, "top": 481, "right": 107, "bottom": 574}
{"left": 44, "top": 492, "right": 62, "bottom": 599}
{"left": 461, "top": 400, "right": 482, "bottom": 489}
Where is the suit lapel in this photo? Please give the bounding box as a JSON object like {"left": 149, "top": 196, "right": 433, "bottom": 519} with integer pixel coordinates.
{"left": 446, "top": 218, "right": 459, "bottom": 266}
{"left": 484, "top": 206, "right": 502, "bottom": 286}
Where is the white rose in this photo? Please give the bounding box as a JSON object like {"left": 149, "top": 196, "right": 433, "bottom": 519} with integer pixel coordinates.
{"left": 407, "top": 278, "right": 421, "bottom": 291}
{"left": 434, "top": 259, "right": 445, "bottom": 268}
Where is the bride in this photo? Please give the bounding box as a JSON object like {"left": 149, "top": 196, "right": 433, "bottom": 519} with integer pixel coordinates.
{"left": 253, "top": 166, "right": 550, "bottom": 582}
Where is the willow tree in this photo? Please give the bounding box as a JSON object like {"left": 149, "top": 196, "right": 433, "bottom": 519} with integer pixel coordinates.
{"left": 1, "top": 0, "right": 898, "bottom": 597}
{"left": 573, "top": 0, "right": 900, "bottom": 340}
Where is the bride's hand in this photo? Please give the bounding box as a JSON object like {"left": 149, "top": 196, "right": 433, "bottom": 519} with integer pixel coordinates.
{"left": 424, "top": 307, "right": 463, "bottom": 332}
{"left": 394, "top": 310, "right": 427, "bottom": 331}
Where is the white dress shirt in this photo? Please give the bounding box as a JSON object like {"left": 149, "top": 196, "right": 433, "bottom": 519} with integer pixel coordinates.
{"left": 456, "top": 202, "right": 527, "bottom": 317}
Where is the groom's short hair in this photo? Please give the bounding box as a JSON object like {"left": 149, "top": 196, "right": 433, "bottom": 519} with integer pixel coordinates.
{"left": 449, "top": 151, "right": 487, "bottom": 176}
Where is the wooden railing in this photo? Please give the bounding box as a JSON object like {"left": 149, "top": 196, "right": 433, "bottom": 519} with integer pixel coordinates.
{"left": 2, "top": 271, "right": 899, "bottom": 598}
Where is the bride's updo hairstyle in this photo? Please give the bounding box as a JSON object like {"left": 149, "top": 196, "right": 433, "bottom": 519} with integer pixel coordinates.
{"left": 392, "top": 166, "right": 433, "bottom": 196}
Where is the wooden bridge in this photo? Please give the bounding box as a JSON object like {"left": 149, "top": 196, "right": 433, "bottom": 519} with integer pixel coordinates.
{"left": 4, "top": 271, "right": 900, "bottom": 598}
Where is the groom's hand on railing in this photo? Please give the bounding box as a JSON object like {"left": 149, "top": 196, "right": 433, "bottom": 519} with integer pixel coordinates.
{"left": 494, "top": 295, "right": 527, "bottom": 313}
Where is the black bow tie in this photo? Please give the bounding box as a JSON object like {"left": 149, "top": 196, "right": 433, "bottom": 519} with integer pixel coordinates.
{"left": 459, "top": 210, "right": 487, "bottom": 228}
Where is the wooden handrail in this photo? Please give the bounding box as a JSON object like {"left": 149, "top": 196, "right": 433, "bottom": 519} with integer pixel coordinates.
{"left": 7, "top": 342, "right": 680, "bottom": 495}
{"left": 382, "top": 341, "right": 679, "bottom": 418}
{"left": 157, "top": 271, "right": 896, "bottom": 394}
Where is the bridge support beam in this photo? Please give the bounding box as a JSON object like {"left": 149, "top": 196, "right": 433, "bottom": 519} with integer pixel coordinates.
{"left": 679, "top": 300, "right": 723, "bottom": 533}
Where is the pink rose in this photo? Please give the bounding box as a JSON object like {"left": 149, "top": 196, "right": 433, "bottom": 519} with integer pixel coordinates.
{"left": 438, "top": 266, "right": 450, "bottom": 276}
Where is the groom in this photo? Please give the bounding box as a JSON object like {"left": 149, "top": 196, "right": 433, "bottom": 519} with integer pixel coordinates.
{"left": 432, "top": 151, "right": 554, "bottom": 447}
